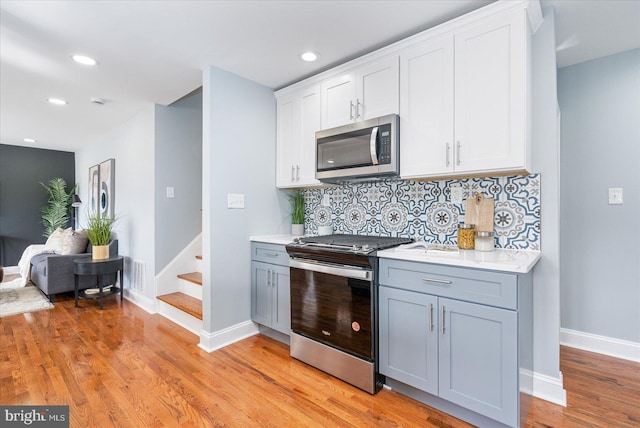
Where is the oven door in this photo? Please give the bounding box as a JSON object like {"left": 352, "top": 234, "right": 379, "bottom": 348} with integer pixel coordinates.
{"left": 290, "top": 258, "right": 373, "bottom": 360}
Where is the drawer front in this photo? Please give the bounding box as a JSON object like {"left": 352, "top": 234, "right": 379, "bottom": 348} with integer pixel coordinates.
{"left": 251, "top": 242, "right": 289, "bottom": 266}
{"left": 379, "top": 259, "right": 517, "bottom": 310}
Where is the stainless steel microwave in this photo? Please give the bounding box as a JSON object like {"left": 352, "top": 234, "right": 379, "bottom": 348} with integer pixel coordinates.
{"left": 315, "top": 114, "right": 399, "bottom": 183}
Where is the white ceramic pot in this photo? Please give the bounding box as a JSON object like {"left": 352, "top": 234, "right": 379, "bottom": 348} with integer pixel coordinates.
{"left": 291, "top": 224, "right": 304, "bottom": 236}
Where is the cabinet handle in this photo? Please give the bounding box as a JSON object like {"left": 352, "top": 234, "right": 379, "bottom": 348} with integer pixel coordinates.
{"left": 271, "top": 270, "right": 276, "bottom": 286}
{"left": 296, "top": 165, "right": 300, "bottom": 181}
{"left": 356, "top": 99, "right": 362, "bottom": 119}
{"left": 266, "top": 269, "right": 271, "bottom": 286}
{"left": 264, "top": 252, "right": 278, "bottom": 257}
{"left": 422, "top": 277, "right": 452, "bottom": 285}
{"left": 446, "top": 143, "right": 450, "bottom": 167}
{"left": 350, "top": 100, "right": 355, "bottom": 120}
{"left": 291, "top": 165, "right": 295, "bottom": 181}
{"left": 441, "top": 306, "right": 446, "bottom": 335}
{"left": 429, "top": 303, "right": 434, "bottom": 332}
{"left": 456, "top": 141, "right": 461, "bottom": 166}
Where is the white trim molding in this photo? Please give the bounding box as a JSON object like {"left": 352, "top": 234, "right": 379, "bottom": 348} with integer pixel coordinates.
{"left": 123, "top": 289, "right": 157, "bottom": 314}
{"left": 198, "top": 320, "right": 260, "bottom": 353}
{"left": 527, "top": 370, "right": 567, "bottom": 406}
{"left": 561, "top": 328, "right": 640, "bottom": 363}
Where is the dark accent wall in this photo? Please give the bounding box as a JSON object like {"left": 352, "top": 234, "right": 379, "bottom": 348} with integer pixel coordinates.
{"left": 0, "top": 144, "right": 75, "bottom": 266}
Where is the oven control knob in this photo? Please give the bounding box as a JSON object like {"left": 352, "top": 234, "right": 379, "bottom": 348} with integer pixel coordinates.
{"left": 362, "top": 245, "right": 370, "bottom": 252}
{"left": 352, "top": 245, "right": 361, "bottom": 251}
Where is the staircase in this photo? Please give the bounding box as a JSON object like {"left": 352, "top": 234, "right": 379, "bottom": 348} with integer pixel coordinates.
{"left": 155, "top": 235, "right": 203, "bottom": 334}
{"left": 157, "top": 269, "right": 202, "bottom": 319}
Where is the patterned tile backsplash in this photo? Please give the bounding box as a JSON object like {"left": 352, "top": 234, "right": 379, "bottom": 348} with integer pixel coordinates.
{"left": 302, "top": 174, "right": 541, "bottom": 250}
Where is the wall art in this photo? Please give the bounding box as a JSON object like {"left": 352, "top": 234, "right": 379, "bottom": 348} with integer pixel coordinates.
{"left": 88, "top": 158, "right": 115, "bottom": 218}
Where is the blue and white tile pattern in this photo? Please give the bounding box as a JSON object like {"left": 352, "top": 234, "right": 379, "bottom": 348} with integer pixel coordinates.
{"left": 302, "top": 174, "right": 541, "bottom": 250}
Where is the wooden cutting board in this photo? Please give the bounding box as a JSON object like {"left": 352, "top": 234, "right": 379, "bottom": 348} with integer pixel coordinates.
{"left": 465, "top": 193, "right": 494, "bottom": 232}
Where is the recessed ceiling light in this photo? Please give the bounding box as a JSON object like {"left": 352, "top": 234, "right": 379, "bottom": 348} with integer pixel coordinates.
{"left": 23, "top": 138, "right": 37, "bottom": 143}
{"left": 300, "top": 51, "right": 319, "bottom": 62}
{"left": 71, "top": 54, "right": 98, "bottom": 66}
{"left": 47, "top": 98, "right": 68, "bottom": 105}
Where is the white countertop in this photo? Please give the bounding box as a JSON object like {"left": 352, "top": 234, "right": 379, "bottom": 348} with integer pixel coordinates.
{"left": 378, "top": 245, "right": 541, "bottom": 274}
{"left": 250, "top": 235, "right": 541, "bottom": 274}
{"left": 249, "top": 234, "right": 297, "bottom": 245}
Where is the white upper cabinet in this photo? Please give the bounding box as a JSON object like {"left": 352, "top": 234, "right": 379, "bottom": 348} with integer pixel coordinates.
{"left": 400, "top": 36, "right": 455, "bottom": 177}
{"left": 453, "top": 12, "right": 528, "bottom": 174}
{"left": 276, "top": 84, "right": 321, "bottom": 188}
{"left": 401, "top": 9, "right": 532, "bottom": 179}
{"left": 321, "top": 56, "right": 399, "bottom": 129}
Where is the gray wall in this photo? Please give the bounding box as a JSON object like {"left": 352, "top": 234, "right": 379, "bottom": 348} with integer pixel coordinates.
{"left": 558, "top": 48, "right": 640, "bottom": 343}
{"left": 531, "top": 6, "right": 564, "bottom": 383}
{"left": 0, "top": 144, "right": 75, "bottom": 265}
{"left": 155, "top": 88, "right": 203, "bottom": 273}
{"left": 202, "top": 66, "right": 288, "bottom": 334}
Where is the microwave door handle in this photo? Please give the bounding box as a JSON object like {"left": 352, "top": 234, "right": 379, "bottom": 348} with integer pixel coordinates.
{"left": 370, "top": 126, "right": 379, "bottom": 165}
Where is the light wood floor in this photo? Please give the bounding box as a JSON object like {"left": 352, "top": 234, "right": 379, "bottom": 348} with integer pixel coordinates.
{"left": 1, "top": 293, "right": 639, "bottom": 427}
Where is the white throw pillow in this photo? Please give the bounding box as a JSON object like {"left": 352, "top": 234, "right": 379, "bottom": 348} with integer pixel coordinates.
{"left": 61, "top": 229, "right": 89, "bottom": 255}
{"left": 44, "top": 227, "right": 68, "bottom": 253}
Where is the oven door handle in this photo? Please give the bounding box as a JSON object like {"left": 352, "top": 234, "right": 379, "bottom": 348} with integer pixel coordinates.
{"left": 290, "top": 259, "right": 372, "bottom": 281}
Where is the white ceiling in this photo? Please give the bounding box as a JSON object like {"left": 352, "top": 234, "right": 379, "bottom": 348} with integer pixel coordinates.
{"left": 1, "top": 0, "right": 639, "bottom": 153}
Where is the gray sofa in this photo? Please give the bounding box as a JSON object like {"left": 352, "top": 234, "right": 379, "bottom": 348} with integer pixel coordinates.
{"left": 30, "top": 240, "right": 119, "bottom": 302}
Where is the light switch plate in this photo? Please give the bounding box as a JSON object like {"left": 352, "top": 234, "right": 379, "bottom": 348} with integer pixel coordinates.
{"left": 166, "top": 186, "right": 175, "bottom": 198}
{"left": 227, "top": 193, "right": 245, "bottom": 209}
{"left": 608, "top": 188, "right": 623, "bottom": 205}
{"left": 322, "top": 195, "right": 331, "bottom": 206}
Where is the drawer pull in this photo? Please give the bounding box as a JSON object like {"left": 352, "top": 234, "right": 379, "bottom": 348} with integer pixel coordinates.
{"left": 422, "top": 277, "right": 452, "bottom": 285}
{"left": 264, "top": 252, "right": 279, "bottom": 257}
{"left": 429, "top": 303, "right": 434, "bottom": 332}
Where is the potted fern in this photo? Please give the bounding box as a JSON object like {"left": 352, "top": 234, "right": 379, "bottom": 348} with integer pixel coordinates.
{"left": 86, "top": 214, "right": 117, "bottom": 260}
{"left": 290, "top": 190, "right": 305, "bottom": 236}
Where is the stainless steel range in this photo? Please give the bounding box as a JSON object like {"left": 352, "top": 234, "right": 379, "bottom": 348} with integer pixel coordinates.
{"left": 286, "top": 234, "right": 412, "bottom": 393}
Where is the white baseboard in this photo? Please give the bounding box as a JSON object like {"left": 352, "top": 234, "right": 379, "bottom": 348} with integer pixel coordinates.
{"left": 560, "top": 328, "right": 640, "bottom": 363}
{"left": 198, "top": 320, "right": 260, "bottom": 353}
{"left": 3, "top": 266, "right": 20, "bottom": 274}
{"left": 123, "top": 289, "right": 157, "bottom": 314}
{"left": 530, "top": 370, "right": 567, "bottom": 406}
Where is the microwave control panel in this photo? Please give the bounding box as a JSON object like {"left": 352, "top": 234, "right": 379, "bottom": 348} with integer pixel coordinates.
{"left": 378, "top": 124, "right": 392, "bottom": 165}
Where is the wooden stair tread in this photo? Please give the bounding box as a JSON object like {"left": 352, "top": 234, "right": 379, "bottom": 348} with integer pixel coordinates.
{"left": 157, "top": 292, "right": 202, "bottom": 320}
{"left": 196, "top": 255, "right": 202, "bottom": 260}
{"left": 178, "top": 272, "right": 202, "bottom": 285}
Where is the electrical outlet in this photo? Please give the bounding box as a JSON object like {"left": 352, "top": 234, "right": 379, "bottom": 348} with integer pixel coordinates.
{"left": 322, "top": 195, "right": 331, "bottom": 206}
{"left": 166, "top": 186, "right": 175, "bottom": 198}
{"left": 608, "top": 188, "right": 623, "bottom": 205}
{"left": 450, "top": 186, "right": 462, "bottom": 204}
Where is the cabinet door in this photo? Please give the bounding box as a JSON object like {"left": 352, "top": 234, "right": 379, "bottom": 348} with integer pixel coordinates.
{"left": 357, "top": 56, "right": 399, "bottom": 121}
{"left": 400, "top": 37, "right": 454, "bottom": 178}
{"left": 297, "top": 85, "right": 321, "bottom": 186}
{"left": 276, "top": 86, "right": 321, "bottom": 188}
{"left": 251, "top": 261, "right": 272, "bottom": 327}
{"left": 321, "top": 73, "right": 356, "bottom": 129}
{"left": 379, "top": 286, "right": 438, "bottom": 394}
{"left": 271, "top": 264, "right": 291, "bottom": 335}
{"left": 276, "top": 95, "right": 299, "bottom": 187}
{"left": 439, "top": 298, "right": 518, "bottom": 426}
{"left": 454, "top": 12, "right": 527, "bottom": 173}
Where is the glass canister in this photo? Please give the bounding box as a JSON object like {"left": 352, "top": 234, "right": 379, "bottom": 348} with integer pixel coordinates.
{"left": 457, "top": 224, "right": 475, "bottom": 249}
{"left": 475, "top": 231, "right": 495, "bottom": 252}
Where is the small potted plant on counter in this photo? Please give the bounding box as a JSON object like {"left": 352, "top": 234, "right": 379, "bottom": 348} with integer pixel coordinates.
{"left": 290, "top": 190, "right": 305, "bottom": 236}
{"left": 86, "top": 214, "right": 117, "bottom": 260}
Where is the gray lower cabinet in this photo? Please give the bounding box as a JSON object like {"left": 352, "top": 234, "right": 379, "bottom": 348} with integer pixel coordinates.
{"left": 379, "top": 258, "right": 531, "bottom": 428}
{"left": 250, "top": 243, "right": 291, "bottom": 335}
